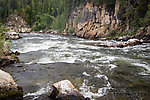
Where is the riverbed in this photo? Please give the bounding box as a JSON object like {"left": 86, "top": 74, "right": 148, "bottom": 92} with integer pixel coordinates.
{"left": 2, "top": 33, "right": 150, "bottom": 100}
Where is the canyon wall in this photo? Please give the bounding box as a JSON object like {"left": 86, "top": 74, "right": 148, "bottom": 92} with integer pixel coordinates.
{"left": 65, "top": 1, "right": 135, "bottom": 39}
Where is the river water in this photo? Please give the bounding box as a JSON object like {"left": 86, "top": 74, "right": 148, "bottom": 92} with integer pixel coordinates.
{"left": 2, "top": 33, "right": 150, "bottom": 100}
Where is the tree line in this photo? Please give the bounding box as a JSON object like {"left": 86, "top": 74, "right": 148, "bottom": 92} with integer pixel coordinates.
{"left": 0, "top": 0, "right": 85, "bottom": 31}
{"left": 0, "top": 0, "right": 149, "bottom": 32}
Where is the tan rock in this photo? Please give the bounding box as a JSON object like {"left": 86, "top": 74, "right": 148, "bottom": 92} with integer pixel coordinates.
{"left": 50, "top": 80, "right": 87, "bottom": 100}
{"left": 0, "top": 69, "right": 23, "bottom": 99}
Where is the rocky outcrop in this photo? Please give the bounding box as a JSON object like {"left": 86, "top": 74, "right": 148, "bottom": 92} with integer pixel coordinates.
{"left": 135, "top": 26, "right": 150, "bottom": 43}
{"left": 5, "top": 14, "right": 31, "bottom": 33}
{"left": 65, "top": 1, "right": 123, "bottom": 39}
{"left": 0, "top": 69, "right": 23, "bottom": 99}
{"left": 6, "top": 31, "right": 23, "bottom": 40}
{"left": 0, "top": 40, "right": 19, "bottom": 67}
{"left": 50, "top": 80, "right": 88, "bottom": 100}
{"left": 64, "top": 1, "right": 149, "bottom": 43}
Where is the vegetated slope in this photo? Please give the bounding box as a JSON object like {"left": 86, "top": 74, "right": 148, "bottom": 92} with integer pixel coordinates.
{"left": 0, "top": 24, "right": 18, "bottom": 67}
{"left": 0, "top": 0, "right": 149, "bottom": 35}
{"left": 0, "top": 0, "right": 85, "bottom": 32}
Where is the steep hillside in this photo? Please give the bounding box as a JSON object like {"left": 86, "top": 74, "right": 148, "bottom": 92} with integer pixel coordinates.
{"left": 0, "top": 0, "right": 149, "bottom": 36}
{"left": 65, "top": 0, "right": 150, "bottom": 39}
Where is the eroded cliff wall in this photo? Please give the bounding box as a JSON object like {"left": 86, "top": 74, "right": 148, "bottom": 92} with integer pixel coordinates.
{"left": 65, "top": 0, "right": 148, "bottom": 39}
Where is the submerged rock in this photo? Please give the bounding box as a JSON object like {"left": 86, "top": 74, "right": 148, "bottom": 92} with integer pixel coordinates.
{"left": 0, "top": 69, "right": 23, "bottom": 99}
{"left": 50, "top": 80, "right": 88, "bottom": 100}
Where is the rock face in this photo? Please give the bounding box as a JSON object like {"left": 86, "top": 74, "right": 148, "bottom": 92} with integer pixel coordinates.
{"left": 64, "top": 1, "right": 149, "bottom": 42}
{"left": 0, "top": 69, "right": 23, "bottom": 99}
{"left": 5, "top": 14, "right": 31, "bottom": 33}
{"left": 135, "top": 26, "right": 150, "bottom": 43}
{"left": 65, "top": 1, "right": 122, "bottom": 39}
{"left": 50, "top": 80, "right": 88, "bottom": 100}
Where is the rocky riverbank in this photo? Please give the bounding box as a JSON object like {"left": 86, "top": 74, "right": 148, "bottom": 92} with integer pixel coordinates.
{"left": 0, "top": 32, "right": 20, "bottom": 67}
{"left": 49, "top": 1, "right": 149, "bottom": 48}
{"left": 0, "top": 69, "right": 23, "bottom": 99}
{"left": 47, "top": 26, "right": 150, "bottom": 48}
{"left": 5, "top": 14, "right": 31, "bottom": 33}
{"left": 0, "top": 24, "right": 23, "bottom": 99}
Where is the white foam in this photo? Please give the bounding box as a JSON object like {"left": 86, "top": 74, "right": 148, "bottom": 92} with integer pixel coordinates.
{"left": 37, "top": 57, "right": 53, "bottom": 64}
{"left": 17, "top": 41, "right": 59, "bottom": 53}
{"left": 37, "top": 56, "right": 76, "bottom": 64}
{"left": 24, "top": 83, "right": 51, "bottom": 99}
{"left": 109, "top": 64, "right": 117, "bottom": 70}
{"left": 83, "top": 72, "right": 91, "bottom": 76}
{"left": 24, "top": 37, "right": 44, "bottom": 40}
{"left": 80, "top": 79, "right": 111, "bottom": 99}
{"left": 94, "top": 74, "right": 104, "bottom": 78}
{"left": 132, "top": 63, "right": 150, "bottom": 72}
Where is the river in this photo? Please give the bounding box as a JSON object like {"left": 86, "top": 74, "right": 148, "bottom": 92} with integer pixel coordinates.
{"left": 2, "top": 33, "right": 150, "bottom": 100}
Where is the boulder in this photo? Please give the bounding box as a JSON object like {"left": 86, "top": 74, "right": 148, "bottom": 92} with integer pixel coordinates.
{"left": 135, "top": 27, "right": 146, "bottom": 39}
{"left": 0, "top": 69, "right": 23, "bottom": 99}
{"left": 142, "top": 26, "right": 150, "bottom": 43}
{"left": 7, "top": 31, "right": 23, "bottom": 40}
{"left": 126, "top": 39, "right": 141, "bottom": 46}
{"left": 0, "top": 56, "right": 15, "bottom": 67}
{"left": 15, "top": 51, "right": 20, "bottom": 55}
{"left": 50, "top": 80, "right": 88, "bottom": 100}
{"left": 117, "top": 35, "right": 131, "bottom": 41}
{"left": 97, "top": 39, "right": 141, "bottom": 48}
{"left": 147, "top": 26, "right": 150, "bottom": 34}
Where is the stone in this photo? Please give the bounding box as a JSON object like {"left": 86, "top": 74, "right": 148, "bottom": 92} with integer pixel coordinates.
{"left": 0, "top": 69, "right": 23, "bottom": 99}
{"left": 15, "top": 51, "right": 20, "bottom": 55}
{"left": 0, "top": 56, "right": 17, "bottom": 67}
{"left": 5, "top": 14, "right": 31, "bottom": 33}
{"left": 50, "top": 80, "right": 88, "bottom": 100}
{"left": 147, "top": 26, "right": 150, "bottom": 34}
{"left": 7, "top": 31, "right": 22, "bottom": 40}
{"left": 126, "top": 39, "right": 141, "bottom": 46}
{"left": 117, "top": 35, "right": 130, "bottom": 41}
{"left": 96, "top": 39, "right": 141, "bottom": 48}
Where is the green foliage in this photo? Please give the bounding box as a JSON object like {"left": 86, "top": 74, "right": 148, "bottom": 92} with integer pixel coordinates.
{"left": 0, "top": 0, "right": 149, "bottom": 32}
{"left": 0, "top": 24, "right": 7, "bottom": 56}
{"left": 119, "top": 32, "right": 136, "bottom": 37}
{"left": 32, "top": 13, "right": 54, "bottom": 31}
{"left": 53, "top": 12, "right": 66, "bottom": 32}
{"left": 93, "top": 0, "right": 116, "bottom": 5}
{"left": 118, "top": 0, "right": 149, "bottom": 29}
{"left": 138, "top": 4, "right": 150, "bottom": 27}
{"left": 0, "top": 0, "right": 87, "bottom": 32}
{"left": 76, "top": 13, "right": 81, "bottom": 24}
{"left": 67, "top": 27, "right": 75, "bottom": 34}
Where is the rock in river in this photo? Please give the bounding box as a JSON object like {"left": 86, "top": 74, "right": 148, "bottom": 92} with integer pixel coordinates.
{"left": 50, "top": 80, "right": 89, "bottom": 100}
{"left": 0, "top": 69, "right": 23, "bottom": 99}
{"left": 6, "top": 31, "right": 23, "bottom": 40}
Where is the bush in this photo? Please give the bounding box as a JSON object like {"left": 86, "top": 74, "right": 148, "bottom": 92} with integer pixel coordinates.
{"left": 67, "top": 27, "right": 75, "bottom": 33}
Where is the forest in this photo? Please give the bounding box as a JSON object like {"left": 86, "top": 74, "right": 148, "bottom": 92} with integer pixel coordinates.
{"left": 0, "top": 0, "right": 149, "bottom": 32}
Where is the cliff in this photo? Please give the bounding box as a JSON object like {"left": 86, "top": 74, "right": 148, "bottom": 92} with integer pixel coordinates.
{"left": 65, "top": 0, "right": 150, "bottom": 40}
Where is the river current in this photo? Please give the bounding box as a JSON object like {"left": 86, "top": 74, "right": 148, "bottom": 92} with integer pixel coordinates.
{"left": 2, "top": 33, "right": 150, "bottom": 100}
